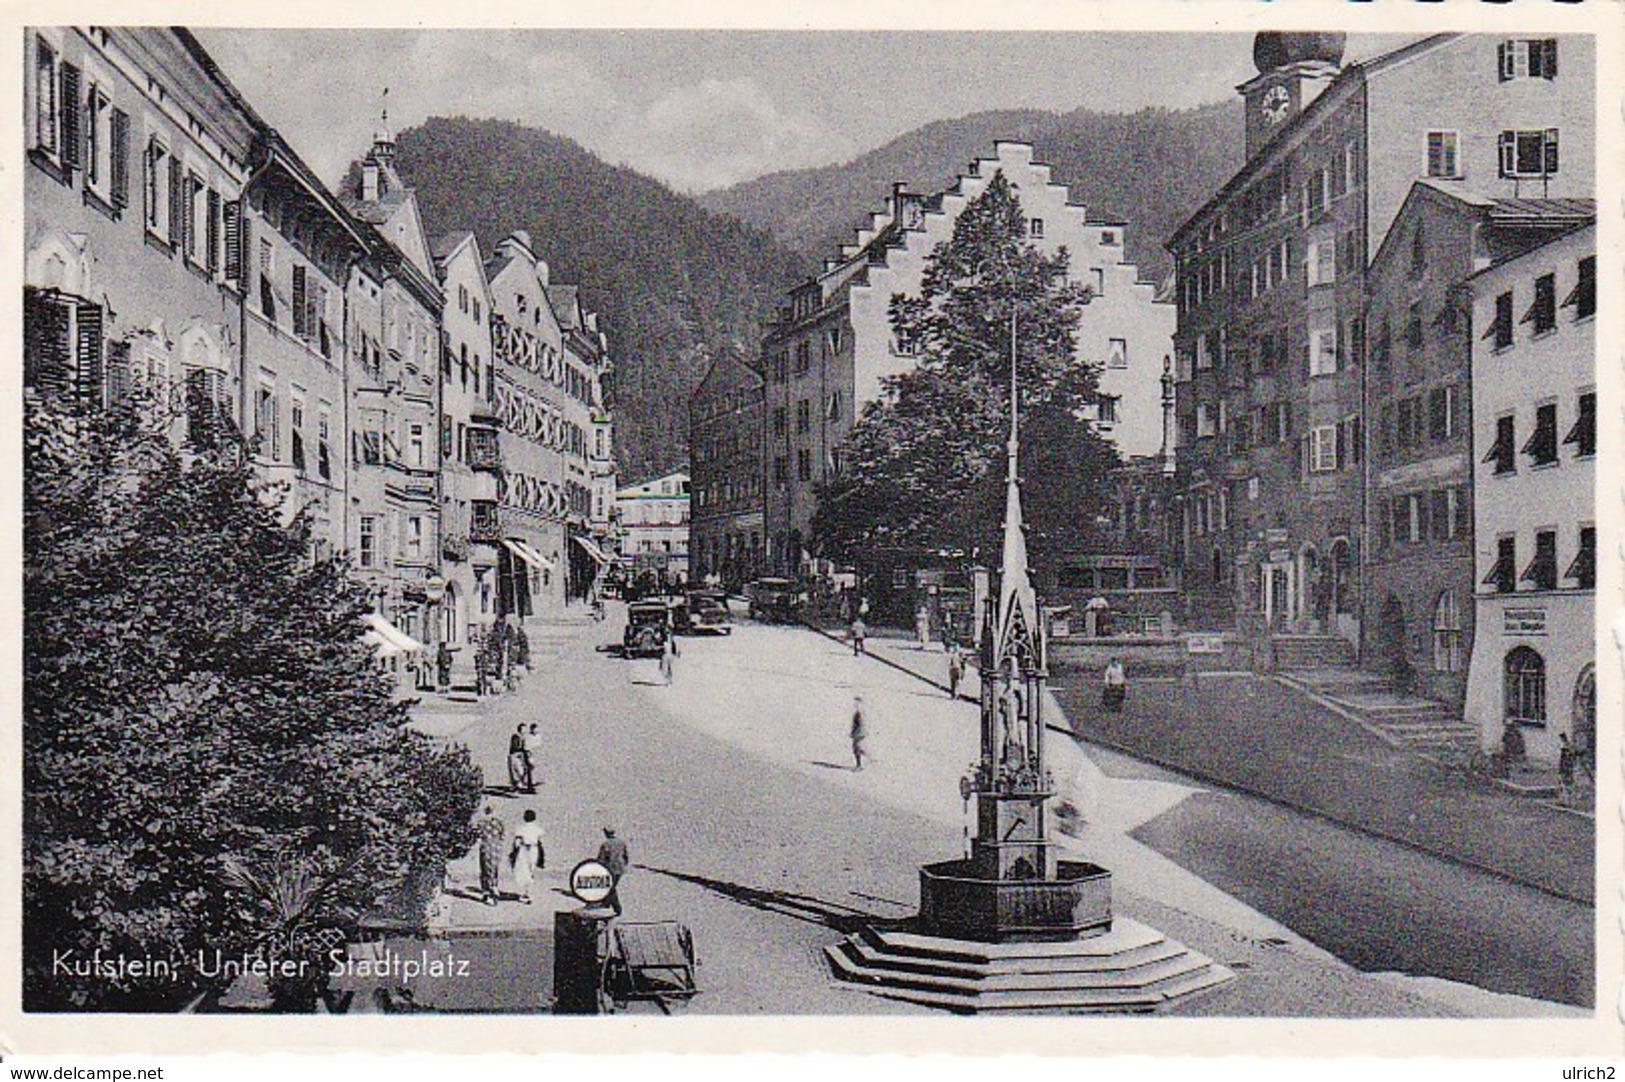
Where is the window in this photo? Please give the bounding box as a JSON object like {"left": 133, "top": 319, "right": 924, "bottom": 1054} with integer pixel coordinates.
{"left": 1486, "top": 414, "right": 1516, "bottom": 475}
{"left": 1522, "top": 529, "right": 1558, "bottom": 591}
{"left": 1498, "top": 129, "right": 1559, "bottom": 179}
{"left": 1272, "top": 401, "right": 1292, "bottom": 443}
{"left": 183, "top": 368, "right": 228, "bottom": 447}
{"left": 407, "top": 516, "right": 424, "bottom": 560}
{"left": 794, "top": 341, "right": 810, "bottom": 376}
{"left": 145, "top": 138, "right": 171, "bottom": 238}
{"left": 359, "top": 426, "right": 382, "bottom": 466}
{"left": 1100, "top": 229, "right": 1119, "bottom": 247}
{"left": 1107, "top": 338, "right": 1128, "bottom": 369}
{"left": 84, "top": 85, "right": 113, "bottom": 197}
{"left": 1428, "top": 386, "right": 1455, "bottom": 442}
{"left": 773, "top": 456, "right": 787, "bottom": 485}
{"left": 1195, "top": 403, "right": 1216, "bottom": 438}
{"left": 795, "top": 399, "right": 810, "bottom": 434}
{"left": 1504, "top": 647, "right": 1546, "bottom": 726}
{"left": 290, "top": 398, "right": 307, "bottom": 473}
{"left": 1309, "top": 327, "right": 1338, "bottom": 377}
{"left": 317, "top": 406, "right": 333, "bottom": 481}
{"left": 1195, "top": 333, "right": 1210, "bottom": 371}
{"left": 1029, "top": 218, "right": 1044, "bottom": 238}
{"left": 1490, "top": 290, "right": 1514, "bottom": 349}
{"left": 797, "top": 448, "right": 812, "bottom": 482}
{"left": 827, "top": 390, "right": 841, "bottom": 422}
{"left": 1405, "top": 303, "right": 1424, "bottom": 351}
{"left": 1425, "top": 132, "right": 1461, "bottom": 179}
{"left": 1310, "top": 425, "right": 1338, "bottom": 473}
{"left": 1098, "top": 395, "right": 1120, "bottom": 424}
{"left": 1498, "top": 39, "right": 1558, "bottom": 81}
{"left": 1307, "top": 237, "right": 1336, "bottom": 287}
{"left": 1485, "top": 535, "right": 1517, "bottom": 594}
{"left": 1566, "top": 525, "right": 1596, "bottom": 589}
{"left": 33, "top": 37, "right": 61, "bottom": 159}
{"left": 409, "top": 423, "right": 425, "bottom": 468}
{"left": 1523, "top": 402, "right": 1558, "bottom": 466}
{"left": 255, "top": 383, "right": 279, "bottom": 459}
{"left": 772, "top": 407, "right": 787, "bottom": 439}
{"left": 1564, "top": 255, "right": 1595, "bottom": 320}
{"left": 1564, "top": 391, "right": 1595, "bottom": 457}
{"left": 1433, "top": 591, "right": 1461, "bottom": 673}
{"left": 359, "top": 516, "right": 377, "bottom": 568}
{"left": 1523, "top": 272, "right": 1557, "bottom": 335}
{"left": 258, "top": 238, "right": 276, "bottom": 321}
{"left": 183, "top": 173, "right": 205, "bottom": 264}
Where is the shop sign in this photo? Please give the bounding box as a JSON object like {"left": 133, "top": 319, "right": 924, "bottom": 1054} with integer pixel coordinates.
{"left": 1186, "top": 633, "right": 1225, "bottom": 654}
{"left": 1504, "top": 608, "right": 1547, "bottom": 636}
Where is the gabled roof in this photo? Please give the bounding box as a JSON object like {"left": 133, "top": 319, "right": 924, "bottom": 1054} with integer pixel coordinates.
{"left": 1487, "top": 197, "right": 1596, "bottom": 226}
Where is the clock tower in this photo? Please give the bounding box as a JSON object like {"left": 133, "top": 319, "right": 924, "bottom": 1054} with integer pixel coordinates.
{"left": 1240, "top": 31, "right": 1346, "bottom": 158}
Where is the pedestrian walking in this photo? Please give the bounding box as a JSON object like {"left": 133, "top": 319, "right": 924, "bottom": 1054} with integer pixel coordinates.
{"left": 436, "top": 641, "right": 452, "bottom": 692}
{"left": 850, "top": 617, "right": 867, "bottom": 657}
{"left": 596, "top": 825, "right": 630, "bottom": 917}
{"left": 1102, "top": 657, "right": 1127, "bottom": 713}
{"left": 850, "top": 696, "right": 868, "bottom": 771}
{"left": 916, "top": 607, "right": 931, "bottom": 650}
{"left": 659, "top": 631, "right": 677, "bottom": 685}
{"left": 509, "top": 809, "right": 545, "bottom": 905}
{"left": 523, "top": 723, "right": 544, "bottom": 789}
{"left": 948, "top": 646, "right": 964, "bottom": 701}
{"left": 476, "top": 806, "right": 505, "bottom": 906}
{"left": 508, "top": 723, "right": 533, "bottom": 793}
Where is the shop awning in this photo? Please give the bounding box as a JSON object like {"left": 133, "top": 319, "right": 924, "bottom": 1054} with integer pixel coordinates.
{"left": 361, "top": 612, "right": 424, "bottom": 658}
{"left": 574, "top": 535, "right": 611, "bottom": 566}
{"left": 505, "top": 537, "right": 555, "bottom": 573}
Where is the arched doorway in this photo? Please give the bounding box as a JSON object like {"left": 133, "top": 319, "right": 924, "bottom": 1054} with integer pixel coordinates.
{"left": 1572, "top": 663, "right": 1595, "bottom": 769}
{"left": 1503, "top": 646, "right": 1546, "bottom": 725}
{"left": 1299, "top": 543, "right": 1321, "bottom": 631}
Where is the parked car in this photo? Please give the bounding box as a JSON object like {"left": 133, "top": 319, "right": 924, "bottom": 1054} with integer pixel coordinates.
{"left": 685, "top": 591, "right": 732, "bottom": 635}
{"left": 746, "top": 578, "right": 798, "bottom": 623}
{"left": 623, "top": 601, "right": 670, "bottom": 658}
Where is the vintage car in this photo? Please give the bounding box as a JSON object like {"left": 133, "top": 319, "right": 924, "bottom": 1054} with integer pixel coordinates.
{"left": 623, "top": 600, "right": 671, "bottom": 658}
{"left": 746, "top": 578, "right": 798, "bottom": 624}
{"left": 685, "top": 591, "right": 732, "bottom": 635}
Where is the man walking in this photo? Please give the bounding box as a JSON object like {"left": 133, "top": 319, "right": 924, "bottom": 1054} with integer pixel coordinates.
{"left": 522, "top": 723, "right": 544, "bottom": 790}
{"left": 597, "top": 825, "right": 631, "bottom": 917}
{"left": 948, "top": 645, "right": 964, "bottom": 701}
{"left": 508, "top": 723, "right": 533, "bottom": 793}
{"left": 476, "top": 805, "right": 505, "bottom": 906}
{"left": 850, "top": 616, "right": 866, "bottom": 657}
{"left": 850, "top": 696, "right": 868, "bottom": 771}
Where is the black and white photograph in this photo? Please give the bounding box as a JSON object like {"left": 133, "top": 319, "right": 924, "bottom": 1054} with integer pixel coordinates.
{"left": 11, "top": 0, "right": 1621, "bottom": 1061}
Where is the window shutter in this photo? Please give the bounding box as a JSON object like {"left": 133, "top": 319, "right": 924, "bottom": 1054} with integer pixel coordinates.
{"left": 291, "top": 265, "right": 308, "bottom": 338}
{"left": 75, "top": 301, "right": 104, "bottom": 411}
{"left": 168, "top": 154, "right": 182, "bottom": 243}
{"left": 109, "top": 108, "right": 129, "bottom": 209}
{"left": 24, "top": 289, "right": 74, "bottom": 398}
{"left": 1543, "top": 129, "right": 1559, "bottom": 175}
{"left": 206, "top": 189, "right": 220, "bottom": 274}
{"left": 223, "top": 200, "right": 242, "bottom": 283}
{"left": 1496, "top": 42, "right": 1509, "bottom": 82}
{"left": 59, "top": 63, "right": 81, "bottom": 170}
{"left": 1497, "top": 132, "right": 1514, "bottom": 177}
{"left": 1335, "top": 421, "right": 1347, "bottom": 470}
{"left": 1543, "top": 39, "right": 1558, "bottom": 79}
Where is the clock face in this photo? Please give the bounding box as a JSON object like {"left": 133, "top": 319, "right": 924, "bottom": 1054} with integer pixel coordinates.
{"left": 1262, "top": 84, "right": 1292, "bottom": 124}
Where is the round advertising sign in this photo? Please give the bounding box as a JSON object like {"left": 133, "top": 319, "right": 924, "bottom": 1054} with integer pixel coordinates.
{"left": 569, "top": 859, "right": 615, "bottom": 905}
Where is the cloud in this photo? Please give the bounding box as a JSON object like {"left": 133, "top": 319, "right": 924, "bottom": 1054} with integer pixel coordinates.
{"left": 629, "top": 77, "right": 833, "bottom": 192}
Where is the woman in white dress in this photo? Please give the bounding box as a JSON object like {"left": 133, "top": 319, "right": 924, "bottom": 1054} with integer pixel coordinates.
{"left": 509, "top": 809, "right": 545, "bottom": 905}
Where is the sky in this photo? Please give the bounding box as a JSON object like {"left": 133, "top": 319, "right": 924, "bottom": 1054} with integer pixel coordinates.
{"left": 192, "top": 29, "right": 1401, "bottom": 195}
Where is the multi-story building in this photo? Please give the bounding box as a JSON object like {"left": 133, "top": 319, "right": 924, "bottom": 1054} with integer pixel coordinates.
{"left": 689, "top": 350, "right": 766, "bottom": 589}
{"left": 1463, "top": 223, "right": 1594, "bottom": 766}
{"left": 24, "top": 26, "right": 251, "bottom": 469}
{"left": 342, "top": 130, "right": 446, "bottom": 665}
{"left": 1169, "top": 31, "right": 1594, "bottom": 642}
{"left": 548, "top": 285, "right": 616, "bottom": 600}
{"left": 762, "top": 142, "right": 1174, "bottom": 578}
{"left": 618, "top": 471, "right": 691, "bottom": 583}
{"left": 1364, "top": 181, "right": 1594, "bottom": 707}
{"left": 432, "top": 230, "right": 499, "bottom": 681}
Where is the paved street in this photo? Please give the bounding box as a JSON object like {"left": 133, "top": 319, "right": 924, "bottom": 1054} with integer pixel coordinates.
{"left": 402, "top": 606, "right": 1586, "bottom": 1016}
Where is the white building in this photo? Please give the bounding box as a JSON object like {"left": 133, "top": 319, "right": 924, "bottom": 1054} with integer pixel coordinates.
{"left": 617, "top": 470, "right": 691, "bottom": 582}
{"left": 1463, "top": 221, "right": 1594, "bottom": 766}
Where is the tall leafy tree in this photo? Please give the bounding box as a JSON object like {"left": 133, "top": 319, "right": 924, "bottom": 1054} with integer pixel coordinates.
{"left": 24, "top": 390, "right": 482, "bottom": 1011}
{"left": 813, "top": 171, "right": 1120, "bottom": 568}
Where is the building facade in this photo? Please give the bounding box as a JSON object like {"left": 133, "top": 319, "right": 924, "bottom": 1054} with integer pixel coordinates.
{"left": 548, "top": 285, "right": 616, "bottom": 601}
{"left": 1463, "top": 223, "right": 1594, "bottom": 765}
{"left": 690, "top": 350, "right": 766, "bottom": 589}
{"left": 342, "top": 132, "right": 446, "bottom": 666}
{"left": 1364, "top": 181, "right": 1594, "bottom": 707}
{"left": 762, "top": 142, "right": 1175, "bottom": 578}
{"left": 618, "top": 471, "right": 692, "bottom": 583}
{"left": 1169, "top": 31, "right": 1594, "bottom": 643}
{"left": 24, "top": 26, "right": 252, "bottom": 473}
{"left": 432, "top": 230, "right": 499, "bottom": 682}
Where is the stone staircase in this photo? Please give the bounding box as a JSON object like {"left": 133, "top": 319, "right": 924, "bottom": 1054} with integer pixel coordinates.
{"left": 1276, "top": 666, "right": 1480, "bottom": 760}
{"left": 824, "top": 918, "right": 1232, "bottom": 1014}
{"left": 1271, "top": 634, "right": 1357, "bottom": 671}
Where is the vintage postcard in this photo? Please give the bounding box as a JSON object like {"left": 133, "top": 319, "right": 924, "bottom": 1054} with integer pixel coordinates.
{"left": 4, "top": 0, "right": 1621, "bottom": 1064}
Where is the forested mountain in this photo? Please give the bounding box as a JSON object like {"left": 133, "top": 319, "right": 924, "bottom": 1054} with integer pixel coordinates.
{"left": 386, "top": 117, "right": 813, "bottom": 483}
{"left": 385, "top": 103, "right": 1239, "bottom": 480}
{"left": 701, "top": 102, "right": 1243, "bottom": 286}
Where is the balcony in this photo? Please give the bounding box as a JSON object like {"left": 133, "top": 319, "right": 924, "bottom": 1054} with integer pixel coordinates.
{"left": 470, "top": 501, "right": 502, "bottom": 544}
